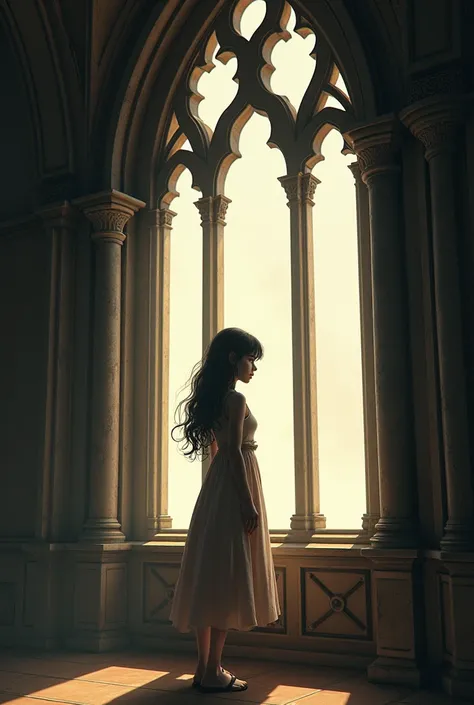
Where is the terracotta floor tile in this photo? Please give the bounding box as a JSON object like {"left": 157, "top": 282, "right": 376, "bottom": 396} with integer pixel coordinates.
{"left": 0, "top": 672, "right": 62, "bottom": 696}
{"left": 208, "top": 680, "right": 320, "bottom": 704}
{"left": 0, "top": 658, "right": 91, "bottom": 680}
{"left": 0, "top": 699, "right": 74, "bottom": 705}
{"left": 0, "top": 670, "right": 137, "bottom": 705}
{"left": 246, "top": 666, "right": 361, "bottom": 690}
{"left": 76, "top": 666, "right": 179, "bottom": 688}
{"left": 289, "top": 680, "right": 411, "bottom": 705}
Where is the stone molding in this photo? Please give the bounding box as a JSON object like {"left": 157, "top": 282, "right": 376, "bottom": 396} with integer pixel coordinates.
{"left": 400, "top": 95, "right": 466, "bottom": 161}
{"left": 278, "top": 173, "right": 320, "bottom": 205}
{"left": 344, "top": 116, "right": 401, "bottom": 184}
{"left": 156, "top": 208, "right": 177, "bottom": 228}
{"left": 195, "top": 195, "right": 231, "bottom": 225}
{"left": 73, "top": 190, "right": 146, "bottom": 244}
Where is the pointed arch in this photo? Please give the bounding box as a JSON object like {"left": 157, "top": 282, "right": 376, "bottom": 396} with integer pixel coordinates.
{"left": 105, "top": 0, "right": 401, "bottom": 201}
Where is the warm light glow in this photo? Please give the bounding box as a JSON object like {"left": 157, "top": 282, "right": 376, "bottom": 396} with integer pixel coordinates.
{"left": 168, "top": 0, "right": 365, "bottom": 531}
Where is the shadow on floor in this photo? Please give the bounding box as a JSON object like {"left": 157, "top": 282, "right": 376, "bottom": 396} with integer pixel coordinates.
{"left": 0, "top": 649, "right": 464, "bottom": 705}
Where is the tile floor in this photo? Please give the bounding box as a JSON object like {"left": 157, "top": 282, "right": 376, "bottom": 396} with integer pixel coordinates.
{"left": 0, "top": 650, "right": 465, "bottom": 705}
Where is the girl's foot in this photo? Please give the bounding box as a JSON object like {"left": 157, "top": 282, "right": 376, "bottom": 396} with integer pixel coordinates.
{"left": 200, "top": 666, "right": 247, "bottom": 691}
{"left": 192, "top": 665, "right": 207, "bottom": 686}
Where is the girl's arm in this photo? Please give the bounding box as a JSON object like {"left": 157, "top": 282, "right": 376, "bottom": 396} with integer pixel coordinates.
{"left": 226, "top": 392, "right": 254, "bottom": 507}
{"left": 210, "top": 434, "right": 218, "bottom": 462}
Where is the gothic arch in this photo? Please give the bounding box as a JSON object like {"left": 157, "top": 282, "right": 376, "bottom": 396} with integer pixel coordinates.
{"left": 106, "top": 0, "right": 402, "bottom": 202}
{"left": 0, "top": 0, "right": 78, "bottom": 197}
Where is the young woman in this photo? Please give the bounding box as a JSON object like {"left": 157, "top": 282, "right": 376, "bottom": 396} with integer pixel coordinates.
{"left": 170, "top": 327, "right": 280, "bottom": 694}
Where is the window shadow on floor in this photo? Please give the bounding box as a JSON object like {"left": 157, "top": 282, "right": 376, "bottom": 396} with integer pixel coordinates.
{"left": 0, "top": 648, "right": 461, "bottom": 705}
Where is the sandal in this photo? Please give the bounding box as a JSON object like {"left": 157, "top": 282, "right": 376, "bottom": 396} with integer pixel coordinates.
{"left": 198, "top": 673, "right": 248, "bottom": 693}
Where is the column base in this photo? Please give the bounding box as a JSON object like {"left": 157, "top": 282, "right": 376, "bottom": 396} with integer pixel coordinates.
{"left": 440, "top": 520, "right": 474, "bottom": 552}
{"left": 362, "top": 513, "right": 380, "bottom": 538}
{"left": 368, "top": 657, "right": 421, "bottom": 688}
{"left": 290, "top": 513, "right": 326, "bottom": 531}
{"left": 81, "top": 518, "right": 125, "bottom": 542}
{"left": 354, "top": 513, "right": 380, "bottom": 543}
{"left": 370, "top": 517, "right": 417, "bottom": 548}
{"left": 147, "top": 515, "right": 173, "bottom": 536}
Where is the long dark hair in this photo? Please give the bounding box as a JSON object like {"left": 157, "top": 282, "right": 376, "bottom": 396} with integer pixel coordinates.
{"left": 171, "top": 327, "right": 263, "bottom": 461}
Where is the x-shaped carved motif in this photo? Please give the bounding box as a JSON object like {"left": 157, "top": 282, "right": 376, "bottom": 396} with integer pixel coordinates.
{"left": 308, "top": 573, "right": 366, "bottom": 632}
{"left": 148, "top": 566, "right": 176, "bottom": 618}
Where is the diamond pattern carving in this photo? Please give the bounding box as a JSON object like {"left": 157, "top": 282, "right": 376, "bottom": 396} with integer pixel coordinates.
{"left": 143, "top": 563, "right": 180, "bottom": 624}
{"left": 302, "top": 568, "right": 371, "bottom": 640}
{"left": 253, "top": 567, "right": 287, "bottom": 634}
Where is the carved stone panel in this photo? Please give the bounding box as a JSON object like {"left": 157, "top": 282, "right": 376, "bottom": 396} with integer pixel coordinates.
{"left": 104, "top": 565, "right": 127, "bottom": 628}
{"left": 74, "top": 563, "right": 101, "bottom": 629}
{"left": 253, "top": 567, "right": 287, "bottom": 634}
{"left": 143, "top": 563, "right": 180, "bottom": 625}
{"left": 301, "top": 568, "right": 372, "bottom": 640}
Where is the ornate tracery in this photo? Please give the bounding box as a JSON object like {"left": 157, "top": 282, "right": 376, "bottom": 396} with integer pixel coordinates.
{"left": 156, "top": 0, "right": 354, "bottom": 205}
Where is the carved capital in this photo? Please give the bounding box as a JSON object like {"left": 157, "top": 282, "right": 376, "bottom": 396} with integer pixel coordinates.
{"left": 73, "top": 189, "right": 146, "bottom": 245}
{"left": 195, "top": 196, "right": 212, "bottom": 224}
{"left": 400, "top": 96, "right": 466, "bottom": 161}
{"left": 344, "top": 116, "right": 401, "bottom": 184}
{"left": 348, "top": 161, "right": 362, "bottom": 184}
{"left": 195, "top": 195, "right": 231, "bottom": 225}
{"left": 279, "top": 173, "right": 320, "bottom": 204}
{"left": 215, "top": 195, "right": 231, "bottom": 224}
{"left": 156, "top": 208, "right": 177, "bottom": 228}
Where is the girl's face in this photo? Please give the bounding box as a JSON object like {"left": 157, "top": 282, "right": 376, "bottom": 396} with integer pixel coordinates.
{"left": 231, "top": 353, "right": 258, "bottom": 385}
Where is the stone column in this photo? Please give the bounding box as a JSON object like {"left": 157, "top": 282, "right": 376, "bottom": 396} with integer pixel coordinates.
{"left": 345, "top": 117, "right": 417, "bottom": 548}
{"left": 74, "top": 190, "right": 145, "bottom": 542}
{"left": 279, "top": 172, "right": 326, "bottom": 531}
{"left": 348, "top": 162, "right": 380, "bottom": 539}
{"left": 195, "top": 194, "right": 230, "bottom": 482}
{"left": 37, "top": 202, "right": 77, "bottom": 541}
{"left": 147, "top": 208, "right": 175, "bottom": 534}
{"left": 401, "top": 97, "right": 474, "bottom": 552}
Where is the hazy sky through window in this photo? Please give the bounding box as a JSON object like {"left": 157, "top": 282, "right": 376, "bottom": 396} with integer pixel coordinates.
{"left": 168, "top": 1, "right": 365, "bottom": 531}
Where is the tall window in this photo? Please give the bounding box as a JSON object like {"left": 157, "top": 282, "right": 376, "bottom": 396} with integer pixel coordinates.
{"left": 163, "top": 0, "right": 365, "bottom": 531}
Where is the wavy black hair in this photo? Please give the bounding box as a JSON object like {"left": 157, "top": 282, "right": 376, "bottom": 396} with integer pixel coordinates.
{"left": 171, "top": 327, "right": 263, "bottom": 461}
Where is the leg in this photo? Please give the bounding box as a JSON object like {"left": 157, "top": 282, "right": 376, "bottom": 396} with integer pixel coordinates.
{"left": 200, "top": 627, "right": 247, "bottom": 690}
{"left": 194, "top": 627, "right": 210, "bottom": 681}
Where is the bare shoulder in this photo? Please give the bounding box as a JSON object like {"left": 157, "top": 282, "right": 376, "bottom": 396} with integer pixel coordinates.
{"left": 226, "top": 389, "right": 246, "bottom": 414}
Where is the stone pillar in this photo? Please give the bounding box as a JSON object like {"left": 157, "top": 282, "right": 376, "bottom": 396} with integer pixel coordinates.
{"left": 345, "top": 117, "right": 417, "bottom": 549}
{"left": 349, "top": 162, "right": 380, "bottom": 540}
{"left": 195, "top": 194, "right": 230, "bottom": 482}
{"left": 37, "top": 202, "right": 77, "bottom": 541}
{"left": 401, "top": 97, "right": 474, "bottom": 552}
{"left": 279, "top": 172, "right": 326, "bottom": 531}
{"left": 74, "top": 190, "right": 145, "bottom": 542}
{"left": 147, "top": 208, "right": 175, "bottom": 535}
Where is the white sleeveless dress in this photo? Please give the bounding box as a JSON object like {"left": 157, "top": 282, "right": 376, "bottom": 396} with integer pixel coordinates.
{"left": 169, "top": 395, "right": 280, "bottom": 632}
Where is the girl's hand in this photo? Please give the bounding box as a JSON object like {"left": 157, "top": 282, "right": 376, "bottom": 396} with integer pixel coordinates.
{"left": 241, "top": 499, "right": 259, "bottom": 534}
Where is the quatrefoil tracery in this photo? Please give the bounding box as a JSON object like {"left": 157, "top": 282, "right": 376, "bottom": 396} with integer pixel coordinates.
{"left": 157, "top": 0, "right": 354, "bottom": 206}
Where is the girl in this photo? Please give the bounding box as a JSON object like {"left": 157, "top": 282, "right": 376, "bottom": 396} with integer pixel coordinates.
{"left": 170, "top": 327, "right": 280, "bottom": 694}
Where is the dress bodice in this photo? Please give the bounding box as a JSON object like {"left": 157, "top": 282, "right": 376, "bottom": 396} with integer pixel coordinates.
{"left": 212, "top": 392, "right": 258, "bottom": 450}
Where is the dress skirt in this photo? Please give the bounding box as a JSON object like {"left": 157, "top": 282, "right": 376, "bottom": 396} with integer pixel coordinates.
{"left": 169, "top": 441, "right": 280, "bottom": 632}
